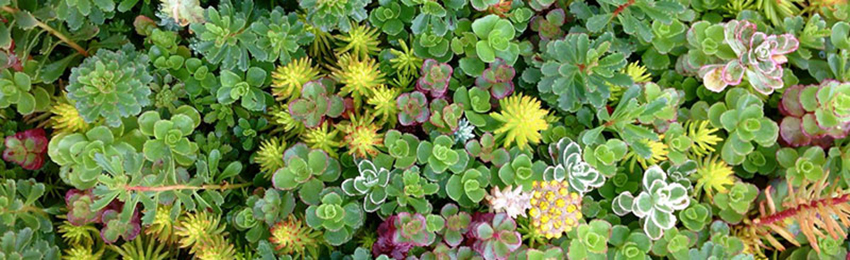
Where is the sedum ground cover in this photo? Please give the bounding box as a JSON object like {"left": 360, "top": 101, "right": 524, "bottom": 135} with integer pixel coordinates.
{"left": 0, "top": 0, "right": 850, "bottom": 259}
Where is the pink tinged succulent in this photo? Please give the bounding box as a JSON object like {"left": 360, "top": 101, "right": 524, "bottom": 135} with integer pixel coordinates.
{"left": 417, "top": 59, "right": 452, "bottom": 98}
{"left": 65, "top": 189, "right": 103, "bottom": 226}
{"left": 392, "top": 212, "right": 436, "bottom": 247}
{"left": 471, "top": 213, "right": 522, "bottom": 260}
{"left": 288, "top": 78, "right": 345, "bottom": 128}
{"left": 475, "top": 58, "right": 516, "bottom": 99}
{"left": 397, "top": 91, "right": 430, "bottom": 126}
{"left": 2, "top": 128, "right": 48, "bottom": 170}
{"left": 779, "top": 81, "right": 850, "bottom": 148}
{"left": 530, "top": 9, "right": 566, "bottom": 41}
{"left": 373, "top": 215, "right": 413, "bottom": 259}
{"left": 100, "top": 205, "right": 141, "bottom": 244}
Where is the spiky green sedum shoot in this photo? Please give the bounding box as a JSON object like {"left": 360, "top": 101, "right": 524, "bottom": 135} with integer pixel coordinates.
{"left": 269, "top": 215, "right": 323, "bottom": 258}
{"left": 271, "top": 57, "right": 321, "bottom": 102}
{"left": 335, "top": 23, "right": 381, "bottom": 59}
{"left": 331, "top": 54, "right": 386, "bottom": 107}
{"left": 337, "top": 112, "right": 385, "bottom": 158}
{"left": 490, "top": 94, "right": 550, "bottom": 150}
{"left": 256, "top": 137, "right": 288, "bottom": 176}
{"left": 175, "top": 211, "right": 227, "bottom": 253}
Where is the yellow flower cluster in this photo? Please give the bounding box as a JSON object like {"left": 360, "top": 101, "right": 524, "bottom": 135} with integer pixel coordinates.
{"left": 528, "top": 180, "right": 583, "bottom": 239}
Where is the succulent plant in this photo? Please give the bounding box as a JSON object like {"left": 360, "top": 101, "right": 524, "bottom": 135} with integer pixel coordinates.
{"left": 490, "top": 94, "right": 550, "bottom": 150}
{"left": 137, "top": 107, "right": 202, "bottom": 167}
{"left": 373, "top": 214, "right": 413, "bottom": 258}
{"left": 100, "top": 206, "right": 142, "bottom": 244}
{"left": 679, "top": 203, "right": 712, "bottom": 232}
{"left": 67, "top": 45, "right": 153, "bottom": 127}
{"left": 417, "top": 135, "right": 470, "bottom": 175}
{"left": 393, "top": 212, "right": 437, "bottom": 246}
{"left": 251, "top": 189, "right": 296, "bottom": 226}
{"left": 288, "top": 78, "right": 346, "bottom": 128}
{"left": 272, "top": 143, "right": 342, "bottom": 205}
{"left": 427, "top": 99, "right": 464, "bottom": 133}
{"left": 711, "top": 182, "right": 758, "bottom": 223}
{"left": 65, "top": 189, "right": 101, "bottom": 226}
{"left": 48, "top": 126, "right": 139, "bottom": 189}
{"left": 537, "top": 33, "right": 630, "bottom": 112}
{"left": 0, "top": 69, "right": 50, "bottom": 115}
{"left": 544, "top": 138, "right": 605, "bottom": 194}
{"left": 342, "top": 160, "right": 392, "bottom": 212}
{"left": 465, "top": 132, "right": 511, "bottom": 167}
{"left": 369, "top": 1, "right": 415, "bottom": 36}
{"left": 383, "top": 166, "right": 440, "bottom": 216}
{"left": 217, "top": 67, "right": 269, "bottom": 112}
{"left": 437, "top": 204, "right": 472, "bottom": 247}
{"left": 446, "top": 166, "right": 491, "bottom": 206}
{"left": 417, "top": 59, "right": 452, "bottom": 98}
{"left": 709, "top": 89, "right": 779, "bottom": 165}
{"left": 779, "top": 80, "right": 850, "bottom": 147}
{"left": 331, "top": 54, "right": 387, "bottom": 106}
{"left": 189, "top": 0, "right": 263, "bottom": 71}
{"left": 610, "top": 229, "right": 653, "bottom": 260}
{"left": 300, "top": 0, "right": 370, "bottom": 32}
{"left": 471, "top": 15, "right": 520, "bottom": 65}
{"left": 475, "top": 59, "right": 515, "bottom": 99}
{"left": 685, "top": 20, "right": 799, "bottom": 94}
{"left": 397, "top": 91, "right": 430, "bottom": 126}
{"left": 158, "top": 0, "right": 205, "bottom": 26}
{"left": 251, "top": 8, "right": 312, "bottom": 64}
{"left": 305, "top": 190, "right": 365, "bottom": 246}
{"left": 384, "top": 130, "right": 420, "bottom": 169}
{"left": 777, "top": 146, "right": 827, "bottom": 186}
{"left": 612, "top": 165, "right": 690, "bottom": 240}
{"left": 2, "top": 129, "right": 48, "bottom": 171}
{"left": 0, "top": 228, "right": 59, "bottom": 259}
{"left": 338, "top": 112, "right": 386, "bottom": 158}
{"left": 498, "top": 155, "right": 547, "bottom": 192}
{"left": 530, "top": 9, "right": 566, "bottom": 41}
{"left": 567, "top": 220, "right": 611, "bottom": 259}
{"left": 470, "top": 213, "right": 522, "bottom": 260}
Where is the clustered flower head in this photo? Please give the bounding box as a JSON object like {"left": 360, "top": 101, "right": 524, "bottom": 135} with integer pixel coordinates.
{"left": 485, "top": 185, "right": 531, "bottom": 219}
{"left": 528, "top": 180, "right": 583, "bottom": 239}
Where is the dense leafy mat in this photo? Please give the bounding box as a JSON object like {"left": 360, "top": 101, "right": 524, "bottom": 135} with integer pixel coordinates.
{"left": 0, "top": 0, "right": 849, "bottom": 259}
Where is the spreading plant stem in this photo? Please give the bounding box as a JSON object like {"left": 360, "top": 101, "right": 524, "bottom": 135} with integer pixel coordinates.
{"left": 1, "top": 6, "right": 89, "bottom": 57}
{"left": 124, "top": 182, "right": 252, "bottom": 192}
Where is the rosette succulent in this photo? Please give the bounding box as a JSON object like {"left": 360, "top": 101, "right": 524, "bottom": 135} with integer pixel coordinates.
{"left": 777, "top": 146, "right": 827, "bottom": 186}
{"left": 709, "top": 89, "right": 779, "bottom": 165}
{"left": 612, "top": 165, "right": 690, "bottom": 240}
{"left": 383, "top": 166, "right": 440, "bottom": 216}
{"left": 189, "top": 0, "right": 265, "bottom": 71}
{"left": 137, "top": 107, "right": 202, "bottom": 167}
{"left": 686, "top": 20, "right": 799, "bottom": 94}
{"left": 2, "top": 129, "right": 48, "bottom": 171}
{"left": 417, "top": 59, "right": 452, "bottom": 98}
{"left": 305, "top": 190, "right": 365, "bottom": 246}
{"left": 498, "top": 155, "right": 546, "bottom": 192}
{"left": 438, "top": 204, "right": 471, "bottom": 247}
{"left": 475, "top": 59, "right": 515, "bottom": 99}
{"left": 342, "top": 160, "right": 391, "bottom": 212}
{"left": 711, "top": 182, "right": 758, "bottom": 223}
{"left": 288, "top": 78, "right": 345, "bottom": 128}
{"left": 397, "top": 91, "right": 430, "bottom": 126}
{"left": 67, "top": 45, "right": 153, "bottom": 127}
{"left": 779, "top": 80, "right": 850, "bottom": 147}
{"left": 217, "top": 67, "right": 269, "bottom": 112}
{"left": 470, "top": 213, "right": 522, "bottom": 260}
{"left": 272, "top": 143, "right": 342, "bottom": 205}
{"left": 48, "top": 126, "right": 139, "bottom": 189}
{"left": 300, "top": 0, "right": 370, "bottom": 32}
{"left": 446, "top": 166, "right": 491, "bottom": 207}
{"left": 537, "top": 33, "right": 630, "bottom": 112}
{"left": 0, "top": 69, "right": 50, "bottom": 115}
{"left": 471, "top": 15, "right": 520, "bottom": 65}
{"left": 465, "top": 132, "right": 510, "bottom": 167}
{"left": 384, "top": 130, "right": 421, "bottom": 169}
{"left": 417, "top": 135, "right": 470, "bottom": 175}
{"left": 543, "top": 138, "right": 605, "bottom": 195}
{"left": 65, "top": 189, "right": 102, "bottom": 226}
{"left": 393, "top": 212, "right": 437, "bottom": 246}
{"left": 251, "top": 8, "right": 312, "bottom": 64}
{"left": 530, "top": 9, "right": 566, "bottom": 41}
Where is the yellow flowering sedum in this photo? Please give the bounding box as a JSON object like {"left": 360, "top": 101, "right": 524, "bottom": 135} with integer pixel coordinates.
{"left": 331, "top": 54, "right": 386, "bottom": 106}
{"left": 337, "top": 113, "right": 385, "bottom": 158}
{"left": 490, "top": 94, "right": 550, "bottom": 150}
{"left": 528, "top": 180, "right": 583, "bottom": 239}
{"left": 686, "top": 120, "right": 722, "bottom": 158}
{"left": 255, "top": 137, "right": 287, "bottom": 175}
{"left": 50, "top": 97, "right": 88, "bottom": 134}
